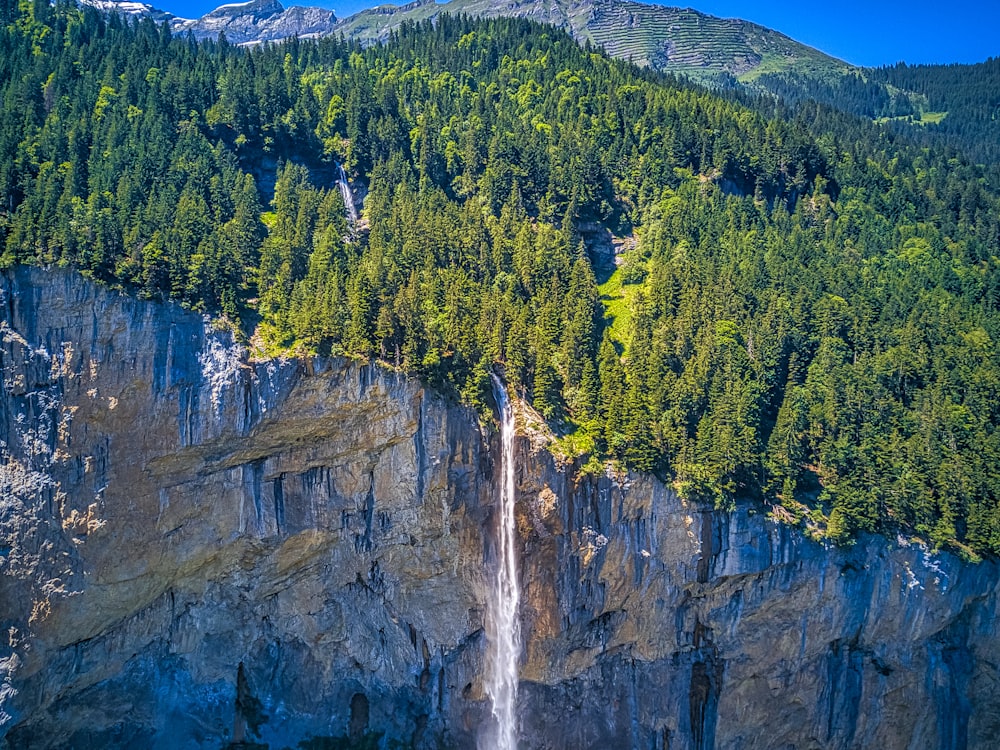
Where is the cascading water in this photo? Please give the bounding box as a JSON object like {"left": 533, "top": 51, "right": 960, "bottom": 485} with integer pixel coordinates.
{"left": 335, "top": 162, "right": 359, "bottom": 223}
{"left": 484, "top": 375, "right": 521, "bottom": 750}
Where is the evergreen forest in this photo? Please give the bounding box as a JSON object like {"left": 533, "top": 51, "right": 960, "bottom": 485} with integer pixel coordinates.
{"left": 3, "top": 0, "right": 1000, "bottom": 556}
{"left": 757, "top": 57, "right": 1000, "bottom": 180}
{"left": 873, "top": 57, "right": 1000, "bottom": 172}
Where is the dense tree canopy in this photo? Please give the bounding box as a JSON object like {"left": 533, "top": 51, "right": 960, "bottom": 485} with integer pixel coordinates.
{"left": 3, "top": 0, "right": 1000, "bottom": 556}
{"left": 757, "top": 57, "right": 1000, "bottom": 181}
{"left": 873, "top": 57, "right": 1000, "bottom": 175}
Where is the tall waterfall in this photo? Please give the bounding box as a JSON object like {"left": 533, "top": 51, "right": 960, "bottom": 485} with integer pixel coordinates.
{"left": 485, "top": 375, "right": 521, "bottom": 750}
{"left": 335, "top": 162, "right": 359, "bottom": 223}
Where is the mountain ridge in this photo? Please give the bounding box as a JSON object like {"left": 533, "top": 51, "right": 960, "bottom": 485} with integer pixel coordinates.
{"left": 81, "top": 0, "right": 851, "bottom": 82}
{"left": 340, "top": 0, "right": 849, "bottom": 82}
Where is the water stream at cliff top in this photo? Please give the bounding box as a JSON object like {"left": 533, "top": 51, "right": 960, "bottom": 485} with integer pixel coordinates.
{"left": 335, "top": 162, "right": 359, "bottom": 223}
{"left": 485, "top": 376, "right": 521, "bottom": 750}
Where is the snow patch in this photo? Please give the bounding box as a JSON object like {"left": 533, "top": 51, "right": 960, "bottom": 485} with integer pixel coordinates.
{"left": 255, "top": 358, "right": 279, "bottom": 417}
{"left": 0, "top": 662, "right": 19, "bottom": 730}
{"left": 213, "top": 0, "right": 258, "bottom": 10}
{"left": 81, "top": 0, "right": 155, "bottom": 15}
{"left": 0, "top": 443, "right": 55, "bottom": 501}
{"left": 921, "top": 548, "right": 949, "bottom": 592}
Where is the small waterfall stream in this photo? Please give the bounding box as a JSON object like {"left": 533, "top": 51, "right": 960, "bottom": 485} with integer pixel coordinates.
{"left": 335, "top": 162, "right": 359, "bottom": 223}
{"left": 485, "top": 375, "right": 521, "bottom": 750}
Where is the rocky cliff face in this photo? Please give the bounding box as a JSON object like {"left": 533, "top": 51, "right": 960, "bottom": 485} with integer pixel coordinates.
{"left": 171, "top": 1, "right": 339, "bottom": 45}
{"left": 80, "top": 0, "right": 340, "bottom": 45}
{"left": 1, "top": 266, "right": 998, "bottom": 749}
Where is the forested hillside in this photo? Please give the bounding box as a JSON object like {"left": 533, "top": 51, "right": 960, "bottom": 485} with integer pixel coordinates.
{"left": 751, "top": 70, "right": 918, "bottom": 120}
{"left": 334, "top": 0, "right": 848, "bottom": 83}
{"left": 872, "top": 57, "right": 1000, "bottom": 170}
{"left": 756, "top": 58, "right": 1000, "bottom": 178}
{"left": 3, "top": 0, "right": 1000, "bottom": 555}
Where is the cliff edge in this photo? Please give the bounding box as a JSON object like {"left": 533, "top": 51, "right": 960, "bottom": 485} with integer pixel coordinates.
{"left": 0, "top": 267, "right": 998, "bottom": 749}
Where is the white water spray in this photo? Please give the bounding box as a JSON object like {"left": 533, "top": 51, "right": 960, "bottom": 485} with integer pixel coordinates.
{"left": 335, "top": 162, "right": 359, "bottom": 223}
{"left": 485, "top": 375, "right": 521, "bottom": 750}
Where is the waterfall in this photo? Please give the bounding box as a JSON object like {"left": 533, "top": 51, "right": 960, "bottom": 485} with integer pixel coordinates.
{"left": 484, "top": 375, "right": 521, "bottom": 750}
{"left": 335, "top": 162, "right": 359, "bottom": 223}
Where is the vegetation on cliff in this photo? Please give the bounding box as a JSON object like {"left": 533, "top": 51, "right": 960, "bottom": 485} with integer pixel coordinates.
{"left": 3, "top": 0, "right": 1000, "bottom": 555}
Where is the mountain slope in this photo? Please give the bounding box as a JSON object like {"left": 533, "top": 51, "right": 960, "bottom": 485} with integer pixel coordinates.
{"left": 90, "top": 0, "right": 1000, "bottom": 173}
{"left": 871, "top": 57, "right": 1000, "bottom": 170}
{"left": 79, "top": 0, "right": 179, "bottom": 22}
{"left": 336, "top": 0, "right": 849, "bottom": 81}
{"left": 83, "top": 0, "right": 849, "bottom": 81}
{"left": 172, "top": 0, "right": 338, "bottom": 44}
{"left": 81, "top": 0, "right": 339, "bottom": 44}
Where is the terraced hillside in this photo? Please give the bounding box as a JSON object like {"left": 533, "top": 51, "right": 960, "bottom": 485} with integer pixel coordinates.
{"left": 585, "top": 2, "right": 842, "bottom": 80}
{"left": 81, "top": 0, "right": 854, "bottom": 82}
{"left": 336, "top": 0, "right": 589, "bottom": 48}
{"left": 334, "top": 0, "right": 850, "bottom": 81}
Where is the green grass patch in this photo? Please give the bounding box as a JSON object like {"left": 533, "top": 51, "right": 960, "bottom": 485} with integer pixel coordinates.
{"left": 599, "top": 250, "right": 648, "bottom": 350}
{"left": 598, "top": 266, "right": 634, "bottom": 349}
{"left": 550, "top": 426, "right": 606, "bottom": 476}
{"left": 875, "top": 110, "right": 948, "bottom": 126}
{"left": 920, "top": 111, "right": 948, "bottom": 124}
{"left": 551, "top": 426, "right": 596, "bottom": 459}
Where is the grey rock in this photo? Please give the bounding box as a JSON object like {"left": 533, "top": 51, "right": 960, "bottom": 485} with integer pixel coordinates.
{"left": 170, "top": 0, "right": 338, "bottom": 45}
{"left": 0, "top": 266, "right": 998, "bottom": 749}
{"left": 78, "top": 0, "right": 179, "bottom": 23}
{"left": 79, "top": 0, "right": 339, "bottom": 46}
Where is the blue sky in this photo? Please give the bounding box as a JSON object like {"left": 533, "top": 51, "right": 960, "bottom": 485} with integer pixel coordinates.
{"left": 164, "top": 0, "right": 1000, "bottom": 67}
{"left": 684, "top": 1, "right": 1000, "bottom": 66}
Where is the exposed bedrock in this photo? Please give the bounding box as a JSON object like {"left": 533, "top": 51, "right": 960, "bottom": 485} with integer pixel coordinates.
{"left": 0, "top": 266, "right": 997, "bottom": 749}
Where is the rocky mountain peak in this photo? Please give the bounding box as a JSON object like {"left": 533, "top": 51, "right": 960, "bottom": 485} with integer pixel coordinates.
{"left": 201, "top": 0, "right": 285, "bottom": 20}
{"left": 171, "top": 0, "right": 336, "bottom": 43}
{"left": 79, "top": 0, "right": 179, "bottom": 22}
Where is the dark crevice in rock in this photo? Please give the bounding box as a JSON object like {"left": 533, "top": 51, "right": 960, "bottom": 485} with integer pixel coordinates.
{"left": 249, "top": 459, "right": 265, "bottom": 532}
{"left": 354, "top": 469, "right": 376, "bottom": 554}
{"left": 687, "top": 618, "right": 723, "bottom": 750}
{"left": 273, "top": 473, "right": 285, "bottom": 534}
{"left": 688, "top": 659, "right": 720, "bottom": 750}
{"left": 348, "top": 692, "right": 369, "bottom": 739}
{"left": 414, "top": 390, "right": 426, "bottom": 505}
{"left": 823, "top": 637, "right": 863, "bottom": 746}
{"left": 234, "top": 661, "right": 268, "bottom": 742}
{"left": 697, "top": 511, "right": 713, "bottom": 583}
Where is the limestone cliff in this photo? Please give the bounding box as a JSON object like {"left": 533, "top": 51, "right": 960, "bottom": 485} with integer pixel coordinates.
{"left": 0, "top": 266, "right": 998, "bottom": 749}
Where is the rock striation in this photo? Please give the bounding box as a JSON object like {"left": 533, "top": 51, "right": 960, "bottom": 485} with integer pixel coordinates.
{"left": 171, "top": 0, "right": 339, "bottom": 45}
{"left": 80, "top": 0, "right": 339, "bottom": 45}
{"left": 0, "top": 266, "right": 998, "bottom": 749}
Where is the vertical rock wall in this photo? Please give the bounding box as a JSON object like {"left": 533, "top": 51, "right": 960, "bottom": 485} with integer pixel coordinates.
{"left": 1, "top": 267, "right": 999, "bottom": 749}
{"left": 0, "top": 267, "right": 493, "bottom": 749}
{"left": 514, "top": 457, "right": 1000, "bottom": 749}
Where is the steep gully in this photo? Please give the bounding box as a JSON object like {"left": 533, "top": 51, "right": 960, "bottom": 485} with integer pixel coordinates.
{"left": 0, "top": 265, "right": 999, "bottom": 749}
